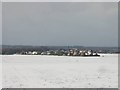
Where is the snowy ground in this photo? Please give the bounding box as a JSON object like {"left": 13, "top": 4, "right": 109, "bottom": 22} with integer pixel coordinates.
{"left": 2, "top": 54, "right": 118, "bottom": 88}
{"left": 0, "top": 55, "right": 2, "bottom": 89}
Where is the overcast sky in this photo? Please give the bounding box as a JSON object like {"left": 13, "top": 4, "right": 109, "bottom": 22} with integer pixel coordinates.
{"left": 0, "top": 2, "right": 2, "bottom": 45}
{"left": 2, "top": 2, "right": 118, "bottom": 47}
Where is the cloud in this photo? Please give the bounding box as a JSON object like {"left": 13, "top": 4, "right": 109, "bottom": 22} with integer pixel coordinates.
{"left": 2, "top": 2, "right": 118, "bottom": 47}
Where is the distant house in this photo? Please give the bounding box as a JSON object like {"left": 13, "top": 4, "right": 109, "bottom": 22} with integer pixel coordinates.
{"left": 41, "top": 52, "right": 47, "bottom": 55}
{"left": 87, "top": 50, "right": 93, "bottom": 55}
{"left": 32, "top": 51, "right": 38, "bottom": 55}
{"left": 46, "top": 51, "right": 51, "bottom": 55}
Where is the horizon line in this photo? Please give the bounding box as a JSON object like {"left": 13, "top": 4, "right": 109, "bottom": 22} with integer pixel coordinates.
{"left": 1, "top": 44, "right": 119, "bottom": 48}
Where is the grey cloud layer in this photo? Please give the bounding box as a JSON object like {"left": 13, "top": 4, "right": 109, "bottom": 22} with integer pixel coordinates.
{"left": 0, "top": 3, "right": 2, "bottom": 45}
{"left": 2, "top": 2, "right": 118, "bottom": 46}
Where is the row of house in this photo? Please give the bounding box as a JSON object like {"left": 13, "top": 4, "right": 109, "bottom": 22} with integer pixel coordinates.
{"left": 67, "top": 49, "right": 99, "bottom": 56}
{"left": 19, "top": 48, "right": 100, "bottom": 56}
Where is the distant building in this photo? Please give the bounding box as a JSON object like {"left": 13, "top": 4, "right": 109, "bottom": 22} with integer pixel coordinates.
{"left": 87, "top": 50, "right": 93, "bottom": 55}
{"left": 32, "top": 51, "right": 38, "bottom": 55}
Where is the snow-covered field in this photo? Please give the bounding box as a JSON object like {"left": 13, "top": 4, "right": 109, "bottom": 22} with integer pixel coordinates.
{"left": 0, "top": 55, "right": 2, "bottom": 89}
{"left": 2, "top": 54, "right": 118, "bottom": 88}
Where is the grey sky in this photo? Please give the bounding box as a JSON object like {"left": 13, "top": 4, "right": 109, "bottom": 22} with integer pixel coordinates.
{"left": 0, "top": 2, "right": 2, "bottom": 45}
{"left": 2, "top": 2, "right": 118, "bottom": 47}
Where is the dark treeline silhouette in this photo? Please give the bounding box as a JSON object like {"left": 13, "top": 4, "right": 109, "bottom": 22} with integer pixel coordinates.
{"left": 1, "top": 45, "right": 120, "bottom": 55}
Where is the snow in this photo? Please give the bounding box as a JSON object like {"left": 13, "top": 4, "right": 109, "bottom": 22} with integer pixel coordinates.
{"left": 2, "top": 54, "right": 118, "bottom": 88}
{"left": 0, "top": 55, "right": 2, "bottom": 89}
